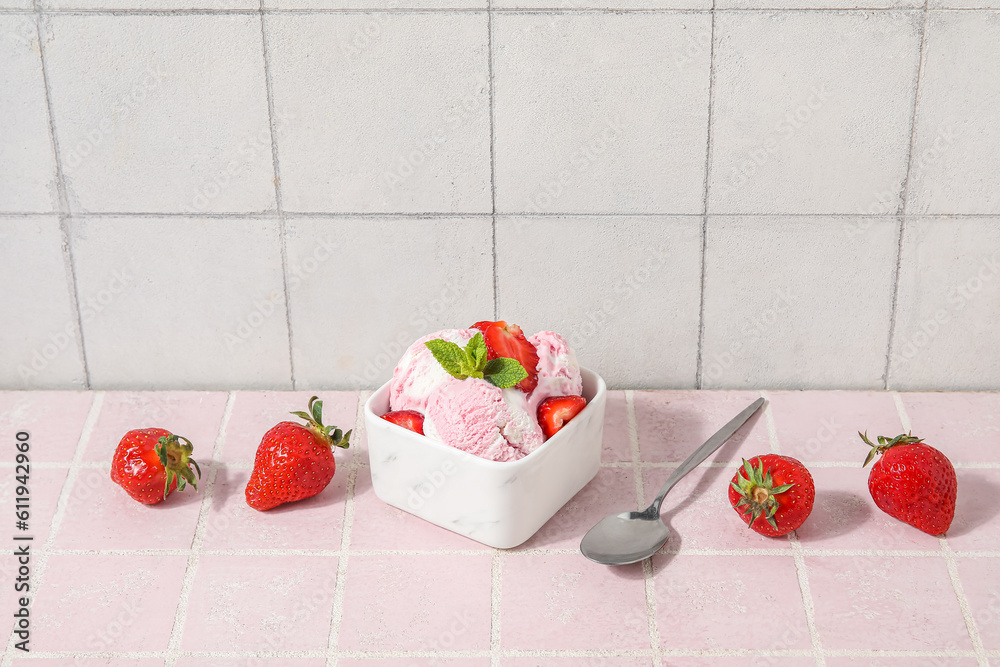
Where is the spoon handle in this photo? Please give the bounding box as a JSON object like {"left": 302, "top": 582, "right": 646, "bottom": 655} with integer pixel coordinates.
{"left": 649, "top": 397, "right": 765, "bottom": 513}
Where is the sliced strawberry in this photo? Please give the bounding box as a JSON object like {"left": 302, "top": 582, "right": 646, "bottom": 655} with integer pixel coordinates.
{"left": 471, "top": 321, "right": 539, "bottom": 393}
{"left": 382, "top": 410, "right": 425, "bottom": 435}
{"left": 537, "top": 395, "right": 587, "bottom": 440}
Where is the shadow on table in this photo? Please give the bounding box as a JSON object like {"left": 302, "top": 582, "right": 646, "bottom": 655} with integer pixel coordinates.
{"left": 948, "top": 470, "right": 1000, "bottom": 537}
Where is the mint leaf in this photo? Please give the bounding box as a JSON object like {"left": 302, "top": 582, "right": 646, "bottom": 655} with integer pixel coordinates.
{"left": 484, "top": 357, "right": 528, "bottom": 389}
{"left": 466, "top": 333, "right": 488, "bottom": 372}
{"left": 425, "top": 339, "right": 469, "bottom": 379}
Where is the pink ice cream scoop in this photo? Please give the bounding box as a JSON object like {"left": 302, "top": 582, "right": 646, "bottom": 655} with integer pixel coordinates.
{"left": 388, "top": 326, "right": 583, "bottom": 463}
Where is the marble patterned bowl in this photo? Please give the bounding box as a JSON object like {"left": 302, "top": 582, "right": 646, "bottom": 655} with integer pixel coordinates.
{"left": 364, "top": 368, "right": 607, "bottom": 549}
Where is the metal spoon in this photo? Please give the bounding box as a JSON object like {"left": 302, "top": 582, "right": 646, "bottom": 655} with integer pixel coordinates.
{"left": 580, "top": 397, "right": 765, "bottom": 565}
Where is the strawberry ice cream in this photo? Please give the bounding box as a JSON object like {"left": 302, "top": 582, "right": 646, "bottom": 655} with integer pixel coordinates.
{"left": 386, "top": 323, "right": 584, "bottom": 462}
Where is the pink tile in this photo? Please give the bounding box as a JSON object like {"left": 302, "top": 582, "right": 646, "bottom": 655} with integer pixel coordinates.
{"left": 176, "top": 661, "right": 324, "bottom": 667}
{"left": 643, "top": 468, "right": 791, "bottom": 551}
{"left": 900, "top": 392, "right": 1000, "bottom": 463}
{"left": 947, "top": 468, "right": 1000, "bottom": 551}
{"left": 14, "top": 661, "right": 165, "bottom": 667}
{"left": 84, "top": 391, "right": 228, "bottom": 462}
{"left": 505, "top": 660, "right": 654, "bottom": 667}
{"left": 519, "top": 467, "right": 636, "bottom": 551}
{"left": 53, "top": 466, "right": 202, "bottom": 550}
{"left": 182, "top": 554, "right": 338, "bottom": 651}
{"left": 31, "top": 554, "right": 188, "bottom": 651}
{"left": 824, "top": 659, "right": 979, "bottom": 667}
{"left": 634, "top": 391, "right": 769, "bottom": 463}
{"left": 603, "top": 390, "right": 631, "bottom": 462}
{"left": 349, "top": 467, "right": 489, "bottom": 551}
{"left": 222, "top": 390, "right": 359, "bottom": 463}
{"left": 354, "top": 390, "right": 373, "bottom": 465}
{"left": 767, "top": 390, "right": 904, "bottom": 463}
{"left": 958, "top": 556, "right": 1000, "bottom": 650}
{"left": 200, "top": 465, "right": 346, "bottom": 551}
{"left": 501, "top": 553, "right": 649, "bottom": 650}
{"left": 794, "top": 466, "right": 941, "bottom": 551}
{"left": 0, "top": 466, "right": 68, "bottom": 544}
{"left": 0, "top": 391, "right": 94, "bottom": 462}
{"left": 0, "top": 554, "right": 17, "bottom": 644}
{"left": 339, "top": 554, "right": 492, "bottom": 651}
{"left": 807, "top": 555, "right": 971, "bottom": 650}
{"left": 653, "top": 554, "right": 809, "bottom": 651}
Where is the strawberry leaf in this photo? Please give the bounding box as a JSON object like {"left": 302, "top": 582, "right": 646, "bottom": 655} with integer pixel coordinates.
{"left": 311, "top": 397, "right": 324, "bottom": 426}
{"left": 484, "top": 357, "right": 528, "bottom": 389}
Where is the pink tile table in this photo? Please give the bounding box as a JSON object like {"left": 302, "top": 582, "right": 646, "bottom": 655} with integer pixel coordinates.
{"left": 0, "top": 389, "right": 996, "bottom": 665}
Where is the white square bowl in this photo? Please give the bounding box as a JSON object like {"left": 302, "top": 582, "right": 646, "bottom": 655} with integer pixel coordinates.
{"left": 364, "top": 368, "right": 607, "bottom": 549}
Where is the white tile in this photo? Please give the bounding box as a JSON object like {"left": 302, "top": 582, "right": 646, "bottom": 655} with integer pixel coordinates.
{"left": 708, "top": 11, "right": 921, "bottom": 215}
{"left": 0, "top": 217, "right": 86, "bottom": 389}
{"left": 44, "top": 15, "right": 274, "bottom": 214}
{"left": 719, "top": 0, "right": 918, "bottom": 8}
{"left": 41, "top": 0, "right": 255, "bottom": 7}
{"left": 906, "top": 12, "right": 1000, "bottom": 213}
{"left": 493, "top": 13, "right": 712, "bottom": 215}
{"left": 0, "top": 16, "right": 58, "bottom": 213}
{"left": 266, "top": 0, "right": 484, "bottom": 8}
{"left": 889, "top": 218, "right": 1000, "bottom": 390}
{"left": 495, "top": 0, "right": 707, "bottom": 9}
{"left": 266, "top": 14, "right": 491, "bottom": 214}
{"left": 496, "top": 216, "right": 702, "bottom": 388}
{"left": 284, "top": 217, "right": 494, "bottom": 389}
{"left": 0, "top": 1, "right": 32, "bottom": 8}
{"left": 702, "top": 216, "right": 897, "bottom": 389}
{"left": 70, "top": 217, "right": 292, "bottom": 389}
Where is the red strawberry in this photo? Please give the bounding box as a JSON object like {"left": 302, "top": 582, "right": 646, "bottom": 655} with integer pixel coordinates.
{"left": 537, "top": 395, "right": 587, "bottom": 440}
{"left": 245, "top": 396, "right": 351, "bottom": 511}
{"left": 382, "top": 410, "right": 425, "bottom": 435}
{"left": 729, "top": 455, "right": 815, "bottom": 537}
{"left": 111, "top": 428, "right": 201, "bottom": 504}
{"left": 471, "top": 320, "right": 540, "bottom": 393}
{"left": 860, "top": 431, "right": 957, "bottom": 535}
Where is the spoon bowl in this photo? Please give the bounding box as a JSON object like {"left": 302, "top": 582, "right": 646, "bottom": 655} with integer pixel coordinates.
{"left": 580, "top": 397, "right": 765, "bottom": 565}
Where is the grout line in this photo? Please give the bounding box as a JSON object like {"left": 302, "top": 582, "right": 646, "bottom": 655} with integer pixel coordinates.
{"left": 767, "top": 400, "right": 825, "bottom": 665}
{"left": 0, "top": 392, "right": 103, "bottom": 666}
{"left": 789, "top": 534, "right": 827, "bottom": 667}
{"left": 490, "top": 548, "right": 503, "bottom": 667}
{"left": 940, "top": 537, "right": 990, "bottom": 667}
{"left": 885, "top": 7, "right": 930, "bottom": 390}
{"left": 893, "top": 391, "right": 913, "bottom": 431}
{"left": 325, "top": 391, "right": 367, "bottom": 662}
{"left": 626, "top": 390, "right": 662, "bottom": 661}
{"left": 1, "top": 6, "right": 962, "bottom": 14}
{"left": 695, "top": 2, "right": 717, "bottom": 390}
{"left": 258, "top": 0, "right": 297, "bottom": 391}
{"left": 762, "top": 390, "right": 780, "bottom": 454}
{"left": 163, "top": 391, "right": 236, "bottom": 667}
{"left": 487, "top": 0, "right": 499, "bottom": 321}
{"left": 32, "top": 2, "right": 91, "bottom": 389}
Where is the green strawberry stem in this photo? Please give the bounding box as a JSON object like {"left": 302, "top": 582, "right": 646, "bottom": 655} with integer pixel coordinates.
{"left": 730, "top": 458, "right": 795, "bottom": 531}
{"left": 154, "top": 434, "right": 201, "bottom": 501}
{"left": 859, "top": 431, "right": 924, "bottom": 467}
{"left": 290, "top": 396, "right": 352, "bottom": 449}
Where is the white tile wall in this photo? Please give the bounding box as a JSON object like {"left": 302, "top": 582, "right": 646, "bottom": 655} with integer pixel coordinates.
{"left": 43, "top": 14, "right": 275, "bottom": 214}
{"left": 496, "top": 217, "right": 703, "bottom": 388}
{"left": 266, "top": 13, "right": 492, "bottom": 213}
{"left": 906, "top": 11, "right": 1000, "bottom": 214}
{"left": 1, "top": 5, "right": 999, "bottom": 391}
{"left": 68, "top": 217, "right": 292, "bottom": 389}
{"left": 493, "top": 13, "right": 712, "bottom": 214}
{"left": 708, "top": 11, "right": 921, "bottom": 215}
{"left": 701, "top": 216, "right": 898, "bottom": 389}
{"left": 889, "top": 218, "right": 1000, "bottom": 390}
{"left": 284, "top": 217, "right": 494, "bottom": 389}
{"left": 0, "top": 15, "right": 58, "bottom": 212}
{"left": 0, "top": 217, "right": 86, "bottom": 389}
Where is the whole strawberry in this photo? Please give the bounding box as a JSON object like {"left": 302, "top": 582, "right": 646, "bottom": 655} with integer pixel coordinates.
{"left": 111, "top": 428, "right": 201, "bottom": 504}
{"left": 245, "top": 396, "right": 351, "bottom": 511}
{"left": 860, "top": 431, "right": 957, "bottom": 535}
{"left": 729, "top": 455, "right": 815, "bottom": 537}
